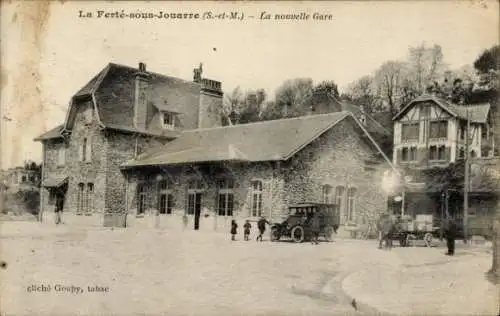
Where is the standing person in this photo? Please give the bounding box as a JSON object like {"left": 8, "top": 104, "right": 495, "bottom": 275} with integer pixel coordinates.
{"left": 54, "top": 194, "right": 63, "bottom": 225}
{"left": 243, "top": 220, "right": 252, "bottom": 241}
{"left": 230, "top": 219, "right": 238, "bottom": 241}
{"left": 256, "top": 216, "right": 270, "bottom": 242}
{"left": 310, "top": 214, "right": 321, "bottom": 245}
{"left": 445, "top": 217, "right": 457, "bottom": 256}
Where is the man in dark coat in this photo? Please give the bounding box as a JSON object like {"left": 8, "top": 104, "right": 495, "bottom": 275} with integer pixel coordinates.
{"left": 445, "top": 218, "right": 457, "bottom": 255}
{"left": 310, "top": 214, "right": 321, "bottom": 245}
{"left": 54, "top": 194, "right": 64, "bottom": 225}
{"left": 256, "top": 217, "right": 270, "bottom": 242}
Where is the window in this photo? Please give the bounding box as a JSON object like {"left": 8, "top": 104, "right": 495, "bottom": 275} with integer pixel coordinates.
{"left": 77, "top": 183, "right": 84, "bottom": 214}
{"left": 158, "top": 179, "right": 174, "bottom": 214}
{"left": 251, "top": 180, "right": 263, "bottom": 217}
{"left": 410, "top": 147, "right": 417, "bottom": 161}
{"left": 429, "top": 120, "right": 448, "bottom": 139}
{"left": 86, "top": 183, "right": 94, "bottom": 214}
{"left": 401, "top": 123, "right": 419, "bottom": 141}
{"left": 429, "top": 146, "right": 437, "bottom": 161}
{"left": 429, "top": 145, "right": 446, "bottom": 161}
{"left": 161, "top": 112, "right": 175, "bottom": 129}
{"left": 137, "top": 184, "right": 146, "bottom": 214}
{"left": 347, "top": 188, "right": 357, "bottom": 222}
{"left": 80, "top": 137, "right": 92, "bottom": 162}
{"left": 21, "top": 176, "right": 27, "bottom": 182}
{"left": 322, "top": 185, "right": 333, "bottom": 203}
{"left": 459, "top": 124, "right": 467, "bottom": 140}
{"left": 402, "top": 147, "right": 409, "bottom": 162}
{"left": 57, "top": 148, "right": 65, "bottom": 166}
{"left": 470, "top": 150, "right": 477, "bottom": 158}
{"left": 437, "top": 146, "right": 446, "bottom": 160}
{"left": 335, "top": 186, "right": 345, "bottom": 222}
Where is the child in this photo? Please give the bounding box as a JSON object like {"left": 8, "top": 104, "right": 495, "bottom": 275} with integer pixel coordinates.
{"left": 243, "top": 220, "right": 252, "bottom": 241}
{"left": 230, "top": 219, "right": 238, "bottom": 241}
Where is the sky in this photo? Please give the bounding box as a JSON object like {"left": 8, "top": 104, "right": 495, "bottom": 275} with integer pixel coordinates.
{"left": 1, "top": 0, "right": 498, "bottom": 168}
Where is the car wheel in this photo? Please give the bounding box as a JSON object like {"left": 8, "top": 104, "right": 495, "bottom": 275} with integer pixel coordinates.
{"left": 271, "top": 228, "right": 280, "bottom": 241}
{"left": 324, "top": 226, "right": 334, "bottom": 242}
{"left": 291, "top": 226, "right": 304, "bottom": 243}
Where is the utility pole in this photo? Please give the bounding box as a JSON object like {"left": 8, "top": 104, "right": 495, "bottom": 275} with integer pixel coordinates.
{"left": 463, "top": 109, "right": 470, "bottom": 243}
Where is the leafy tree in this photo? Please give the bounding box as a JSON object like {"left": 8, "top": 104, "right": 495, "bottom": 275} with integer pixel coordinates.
{"left": 345, "top": 75, "right": 381, "bottom": 113}
{"left": 222, "top": 87, "right": 267, "bottom": 124}
{"left": 474, "top": 45, "right": 499, "bottom": 74}
{"left": 274, "top": 78, "right": 314, "bottom": 117}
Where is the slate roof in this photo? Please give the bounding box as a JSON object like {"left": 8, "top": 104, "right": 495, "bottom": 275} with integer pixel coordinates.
{"left": 304, "top": 92, "right": 391, "bottom": 136}
{"left": 393, "top": 94, "right": 490, "bottom": 123}
{"left": 122, "top": 111, "right": 392, "bottom": 168}
{"left": 42, "top": 175, "right": 68, "bottom": 188}
{"left": 36, "top": 63, "right": 201, "bottom": 141}
{"left": 33, "top": 124, "right": 64, "bottom": 141}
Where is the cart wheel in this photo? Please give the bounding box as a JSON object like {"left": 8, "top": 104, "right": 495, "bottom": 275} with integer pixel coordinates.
{"left": 424, "top": 233, "right": 433, "bottom": 247}
{"left": 291, "top": 226, "right": 304, "bottom": 243}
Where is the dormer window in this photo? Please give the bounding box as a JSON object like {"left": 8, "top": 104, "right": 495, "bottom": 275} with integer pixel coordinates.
{"left": 161, "top": 112, "right": 175, "bottom": 130}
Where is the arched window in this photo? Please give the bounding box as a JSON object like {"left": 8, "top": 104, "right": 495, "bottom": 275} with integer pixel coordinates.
{"left": 347, "top": 187, "right": 357, "bottom": 222}
{"left": 322, "top": 185, "right": 333, "bottom": 203}
{"left": 77, "top": 183, "right": 84, "bottom": 214}
{"left": 335, "top": 186, "right": 345, "bottom": 222}
{"left": 217, "top": 178, "right": 235, "bottom": 216}
{"left": 86, "top": 183, "right": 94, "bottom": 214}
{"left": 470, "top": 150, "right": 477, "bottom": 158}
{"left": 251, "top": 180, "right": 263, "bottom": 217}
{"left": 158, "top": 179, "right": 174, "bottom": 214}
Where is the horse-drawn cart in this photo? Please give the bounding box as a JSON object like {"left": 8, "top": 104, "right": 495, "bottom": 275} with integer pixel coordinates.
{"left": 388, "top": 214, "right": 441, "bottom": 247}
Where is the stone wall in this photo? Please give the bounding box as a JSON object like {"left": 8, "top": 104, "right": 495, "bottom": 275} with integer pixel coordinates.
{"left": 124, "top": 162, "right": 285, "bottom": 231}
{"left": 41, "top": 100, "right": 107, "bottom": 226}
{"left": 284, "top": 119, "right": 390, "bottom": 228}
{"left": 198, "top": 90, "right": 223, "bottom": 129}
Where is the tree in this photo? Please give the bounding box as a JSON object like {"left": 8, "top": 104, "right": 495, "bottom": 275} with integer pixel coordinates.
{"left": 313, "top": 80, "right": 340, "bottom": 99}
{"left": 374, "top": 61, "right": 406, "bottom": 115}
{"left": 345, "top": 75, "right": 381, "bottom": 113}
{"left": 274, "top": 78, "right": 314, "bottom": 117}
{"left": 407, "top": 43, "right": 446, "bottom": 95}
{"left": 222, "top": 87, "right": 267, "bottom": 124}
{"left": 474, "top": 45, "right": 499, "bottom": 74}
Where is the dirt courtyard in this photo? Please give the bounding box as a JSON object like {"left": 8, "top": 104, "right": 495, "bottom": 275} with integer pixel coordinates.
{"left": 0, "top": 222, "right": 394, "bottom": 316}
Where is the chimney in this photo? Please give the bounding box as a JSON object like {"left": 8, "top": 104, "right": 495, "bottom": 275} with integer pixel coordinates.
{"left": 197, "top": 64, "right": 223, "bottom": 128}
{"left": 193, "top": 63, "right": 202, "bottom": 83}
{"left": 134, "top": 62, "right": 150, "bottom": 130}
{"left": 138, "top": 62, "right": 146, "bottom": 73}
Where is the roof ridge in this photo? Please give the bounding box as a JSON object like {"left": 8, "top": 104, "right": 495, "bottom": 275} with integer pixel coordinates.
{"left": 328, "top": 93, "right": 391, "bottom": 134}
{"left": 183, "top": 111, "right": 351, "bottom": 133}
{"left": 108, "top": 62, "right": 199, "bottom": 86}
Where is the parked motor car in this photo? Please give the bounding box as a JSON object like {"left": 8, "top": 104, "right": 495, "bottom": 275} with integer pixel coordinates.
{"left": 270, "top": 203, "right": 340, "bottom": 243}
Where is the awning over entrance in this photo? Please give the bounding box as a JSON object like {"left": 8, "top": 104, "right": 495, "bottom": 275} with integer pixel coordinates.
{"left": 42, "top": 175, "right": 68, "bottom": 188}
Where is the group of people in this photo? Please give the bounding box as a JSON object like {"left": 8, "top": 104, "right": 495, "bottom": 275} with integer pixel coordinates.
{"left": 376, "top": 213, "right": 458, "bottom": 256}
{"left": 231, "top": 217, "right": 270, "bottom": 241}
